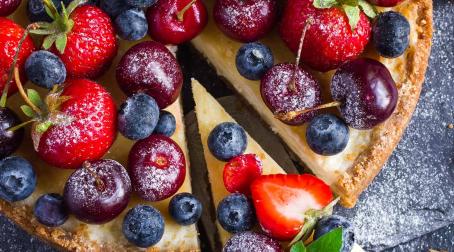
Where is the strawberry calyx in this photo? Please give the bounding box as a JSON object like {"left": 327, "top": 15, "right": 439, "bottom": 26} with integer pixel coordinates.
{"left": 288, "top": 197, "right": 340, "bottom": 247}
{"left": 313, "top": 0, "right": 377, "bottom": 30}
{"left": 28, "top": 0, "right": 88, "bottom": 53}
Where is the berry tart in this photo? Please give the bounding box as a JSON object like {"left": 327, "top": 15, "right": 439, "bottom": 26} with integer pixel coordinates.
{"left": 191, "top": 0, "right": 433, "bottom": 207}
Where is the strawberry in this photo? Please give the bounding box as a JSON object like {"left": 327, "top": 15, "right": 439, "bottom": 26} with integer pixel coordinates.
{"left": 250, "top": 174, "right": 333, "bottom": 241}
{"left": 279, "top": 0, "right": 374, "bottom": 72}
{"left": 223, "top": 154, "right": 263, "bottom": 195}
{"left": 31, "top": 1, "right": 117, "bottom": 78}
{"left": 0, "top": 18, "right": 36, "bottom": 97}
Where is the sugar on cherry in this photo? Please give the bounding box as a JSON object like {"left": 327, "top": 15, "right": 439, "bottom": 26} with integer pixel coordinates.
{"left": 213, "top": 0, "right": 277, "bottom": 42}
{"left": 147, "top": 0, "right": 208, "bottom": 45}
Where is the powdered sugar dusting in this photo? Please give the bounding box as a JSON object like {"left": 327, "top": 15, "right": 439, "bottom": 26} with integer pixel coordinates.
{"left": 223, "top": 231, "right": 282, "bottom": 252}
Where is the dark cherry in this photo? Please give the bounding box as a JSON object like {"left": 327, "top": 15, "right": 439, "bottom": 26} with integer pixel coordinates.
{"left": 367, "top": 0, "right": 405, "bottom": 7}
{"left": 331, "top": 58, "right": 398, "bottom": 129}
{"left": 0, "top": 0, "right": 21, "bottom": 16}
{"left": 0, "top": 107, "right": 24, "bottom": 159}
{"left": 116, "top": 41, "right": 183, "bottom": 109}
{"left": 223, "top": 231, "right": 283, "bottom": 252}
{"left": 147, "top": 0, "right": 208, "bottom": 45}
{"left": 63, "top": 159, "right": 132, "bottom": 224}
{"left": 128, "top": 134, "right": 186, "bottom": 202}
{"left": 260, "top": 63, "right": 322, "bottom": 125}
{"left": 213, "top": 0, "right": 277, "bottom": 42}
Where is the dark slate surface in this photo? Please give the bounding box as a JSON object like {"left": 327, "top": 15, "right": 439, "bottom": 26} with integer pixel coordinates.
{"left": 1, "top": 0, "right": 453, "bottom": 251}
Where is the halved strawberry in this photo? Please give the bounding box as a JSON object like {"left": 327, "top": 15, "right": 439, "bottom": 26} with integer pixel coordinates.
{"left": 223, "top": 154, "right": 263, "bottom": 195}
{"left": 250, "top": 174, "right": 333, "bottom": 241}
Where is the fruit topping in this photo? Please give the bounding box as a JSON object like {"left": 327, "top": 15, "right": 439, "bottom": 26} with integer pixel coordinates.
{"left": 213, "top": 0, "right": 277, "bottom": 42}
{"left": 217, "top": 193, "right": 256, "bottom": 233}
{"left": 128, "top": 134, "right": 186, "bottom": 201}
{"left": 154, "top": 110, "right": 176, "bottom": 137}
{"left": 64, "top": 159, "right": 132, "bottom": 224}
{"left": 314, "top": 215, "right": 355, "bottom": 252}
{"left": 250, "top": 174, "right": 333, "bottom": 240}
{"left": 100, "top": 0, "right": 133, "bottom": 18}
{"left": 169, "top": 192, "right": 203, "bottom": 226}
{"left": 279, "top": 0, "right": 373, "bottom": 72}
{"left": 116, "top": 41, "right": 183, "bottom": 109}
{"left": 147, "top": 0, "right": 208, "bottom": 45}
{"left": 223, "top": 231, "right": 283, "bottom": 252}
{"left": 122, "top": 205, "right": 165, "bottom": 248}
{"left": 25, "top": 50, "right": 66, "bottom": 89}
{"left": 0, "top": 0, "right": 21, "bottom": 16}
{"left": 0, "top": 156, "right": 37, "bottom": 202}
{"left": 223, "top": 154, "right": 262, "bottom": 195}
{"left": 261, "top": 63, "right": 322, "bottom": 125}
{"left": 373, "top": 11, "right": 410, "bottom": 58}
{"left": 236, "top": 42, "right": 274, "bottom": 81}
{"left": 115, "top": 8, "right": 149, "bottom": 41}
{"left": 127, "top": 0, "right": 157, "bottom": 7}
{"left": 33, "top": 193, "right": 68, "bottom": 227}
{"left": 208, "top": 122, "right": 247, "bottom": 161}
{"left": 0, "top": 18, "right": 36, "bottom": 97}
{"left": 367, "top": 0, "right": 405, "bottom": 7}
{"left": 118, "top": 93, "right": 160, "bottom": 140}
{"left": 306, "top": 114, "right": 349, "bottom": 156}
{"left": 0, "top": 107, "right": 24, "bottom": 159}
{"left": 331, "top": 58, "right": 398, "bottom": 129}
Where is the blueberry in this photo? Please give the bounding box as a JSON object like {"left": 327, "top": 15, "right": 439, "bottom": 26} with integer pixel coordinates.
{"left": 208, "top": 122, "right": 247, "bottom": 161}
{"left": 34, "top": 193, "right": 68, "bottom": 227}
{"left": 154, "top": 111, "right": 176, "bottom": 137}
{"left": 314, "top": 215, "right": 355, "bottom": 252}
{"left": 373, "top": 11, "right": 410, "bottom": 58}
{"left": 126, "top": 0, "right": 156, "bottom": 8}
{"left": 236, "top": 42, "right": 274, "bottom": 80}
{"left": 217, "top": 193, "right": 255, "bottom": 233}
{"left": 0, "top": 107, "right": 24, "bottom": 159}
{"left": 122, "top": 205, "right": 165, "bottom": 248}
{"left": 27, "top": 0, "right": 63, "bottom": 22}
{"left": 169, "top": 193, "right": 202, "bottom": 226}
{"left": 25, "top": 50, "right": 66, "bottom": 89}
{"left": 0, "top": 156, "right": 36, "bottom": 202}
{"left": 115, "top": 8, "right": 148, "bottom": 41}
{"left": 306, "top": 114, "right": 349, "bottom": 156}
{"left": 118, "top": 93, "right": 160, "bottom": 140}
{"left": 100, "top": 0, "right": 132, "bottom": 18}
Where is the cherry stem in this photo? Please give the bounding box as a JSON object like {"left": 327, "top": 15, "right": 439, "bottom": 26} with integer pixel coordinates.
{"left": 275, "top": 101, "right": 341, "bottom": 121}
{"left": 83, "top": 161, "right": 105, "bottom": 191}
{"left": 0, "top": 23, "right": 40, "bottom": 108}
{"left": 14, "top": 67, "right": 43, "bottom": 116}
{"left": 176, "top": 0, "right": 196, "bottom": 22}
{"left": 289, "top": 18, "right": 314, "bottom": 93}
{"left": 6, "top": 119, "right": 35, "bottom": 132}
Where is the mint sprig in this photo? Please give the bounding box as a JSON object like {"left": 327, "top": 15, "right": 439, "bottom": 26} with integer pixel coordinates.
{"left": 290, "top": 228, "right": 343, "bottom": 252}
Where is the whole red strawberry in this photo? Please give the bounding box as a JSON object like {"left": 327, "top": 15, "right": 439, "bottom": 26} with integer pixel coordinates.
{"left": 251, "top": 174, "right": 333, "bottom": 240}
{"left": 33, "top": 79, "right": 117, "bottom": 169}
{"left": 0, "top": 18, "right": 36, "bottom": 97}
{"left": 279, "top": 0, "right": 372, "bottom": 72}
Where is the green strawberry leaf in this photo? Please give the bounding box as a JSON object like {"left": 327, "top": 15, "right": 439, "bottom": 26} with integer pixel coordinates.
{"left": 55, "top": 34, "right": 67, "bottom": 54}
{"left": 306, "top": 227, "right": 343, "bottom": 252}
{"left": 341, "top": 0, "right": 359, "bottom": 6}
{"left": 342, "top": 5, "right": 360, "bottom": 30}
{"left": 313, "top": 0, "right": 339, "bottom": 8}
{"left": 27, "top": 89, "right": 43, "bottom": 108}
{"left": 36, "top": 121, "right": 53, "bottom": 133}
{"left": 43, "top": 0, "right": 59, "bottom": 20}
{"left": 290, "top": 241, "right": 307, "bottom": 252}
{"left": 21, "top": 105, "right": 36, "bottom": 118}
{"left": 42, "top": 34, "right": 58, "bottom": 50}
{"left": 67, "top": 0, "right": 87, "bottom": 14}
{"left": 358, "top": 0, "right": 377, "bottom": 18}
{"left": 29, "top": 28, "right": 56, "bottom": 35}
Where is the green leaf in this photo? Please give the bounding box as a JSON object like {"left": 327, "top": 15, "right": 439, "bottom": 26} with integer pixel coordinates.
{"left": 42, "top": 34, "right": 58, "bottom": 49}
{"left": 21, "top": 105, "right": 36, "bottom": 118}
{"left": 290, "top": 241, "right": 307, "bottom": 252}
{"left": 358, "top": 0, "right": 377, "bottom": 18}
{"left": 313, "top": 0, "right": 338, "bottom": 8}
{"left": 67, "top": 0, "right": 87, "bottom": 14}
{"left": 342, "top": 5, "right": 360, "bottom": 30}
{"left": 36, "top": 121, "right": 53, "bottom": 133}
{"left": 341, "top": 0, "right": 359, "bottom": 6}
{"left": 307, "top": 228, "right": 343, "bottom": 252}
{"left": 55, "top": 34, "right": 67, "bottom": 54}
{"left": 29, "top": 29, "right": 57, "bottom": 35}
{"left": 27, "top": 89, "right": 43, "bottom": 108}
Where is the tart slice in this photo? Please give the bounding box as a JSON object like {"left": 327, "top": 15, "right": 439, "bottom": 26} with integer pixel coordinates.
{"left": 191, "top": 0, "right": 433, "bottom": 207}
{"left": 192, "top": 79, "right": 365, "bottom": 251}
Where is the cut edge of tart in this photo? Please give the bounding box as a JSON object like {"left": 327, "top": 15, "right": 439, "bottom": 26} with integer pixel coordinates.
{"left": 191, "top": 0, "right": 433, "bottom": 207}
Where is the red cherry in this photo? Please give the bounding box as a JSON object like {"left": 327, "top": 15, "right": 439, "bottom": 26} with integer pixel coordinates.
{"left": 147, "top": 0, "right": 208, "bottom": 45}
{"left": 0, "top": 0, "right": 21, "bottom": 16}
{"left": 367, "top": 0, "right": 405, "bottom": 7}
{"left": 213, "top": 0, "right": 277, "bottom": 42}
{"left": 223, "top": 154, "right": 263, "bottom": 195}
